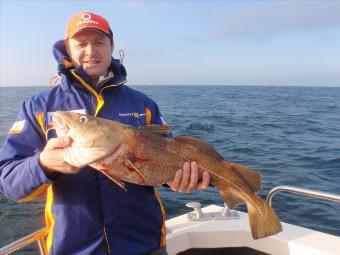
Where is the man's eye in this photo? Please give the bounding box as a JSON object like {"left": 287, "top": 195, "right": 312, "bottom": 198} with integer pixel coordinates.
{"left": 79, "top": 116, "right": 88, "bottom": 123}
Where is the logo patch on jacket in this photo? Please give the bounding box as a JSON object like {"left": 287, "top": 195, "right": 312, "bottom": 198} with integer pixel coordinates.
{"left": 118, "top": 112, "right": 146, "bottom": 118}
{"left": 8, "top": 120, "right": 25, "bottom": 134}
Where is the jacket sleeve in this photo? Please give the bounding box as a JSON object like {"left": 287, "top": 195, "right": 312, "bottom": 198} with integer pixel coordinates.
{"left": 0, "top": 99, "right": 54, "bottom": 202}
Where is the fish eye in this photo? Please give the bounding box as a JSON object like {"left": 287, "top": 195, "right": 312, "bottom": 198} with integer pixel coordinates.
{"left": 79, "top": 116, "right": 88, "bottom": 123}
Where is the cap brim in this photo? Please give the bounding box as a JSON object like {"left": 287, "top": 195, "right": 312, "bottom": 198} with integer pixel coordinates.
{"left": 67, "top": 27, "right": 110, "bottom": 40}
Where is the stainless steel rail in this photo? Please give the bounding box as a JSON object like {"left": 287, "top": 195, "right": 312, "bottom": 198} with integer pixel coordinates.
{"left": 266, "top": 185, "right": 340, "bottom": 206}
{"left": 0, "top": 228, "right": 47, "bottom": 255}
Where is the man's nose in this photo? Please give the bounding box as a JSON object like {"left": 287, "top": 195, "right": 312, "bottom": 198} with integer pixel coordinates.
{"left": 85, "top": 43, "right": 95, "bottom": 56}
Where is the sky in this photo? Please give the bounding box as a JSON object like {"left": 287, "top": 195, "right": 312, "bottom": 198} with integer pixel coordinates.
{"left": 0, "top": 0, "right": 340, "bottom": 87}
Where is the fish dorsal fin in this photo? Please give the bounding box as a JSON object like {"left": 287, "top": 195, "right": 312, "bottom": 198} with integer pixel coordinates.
{"left": 174, "top": 136, "right": 224, "bottom": 161}
{"left": 138, "top": 124, "right": 171, "bottom": 136}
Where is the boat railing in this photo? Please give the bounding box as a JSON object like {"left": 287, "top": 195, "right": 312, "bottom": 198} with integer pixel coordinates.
{"left": 266, "top": 185, "right": 340, "bottom": 206}
{"left": 0, "top": 228, "right": 47, "bottom": 255}
{"left": 1, "top": 185, "right": 340, "bottom": 254}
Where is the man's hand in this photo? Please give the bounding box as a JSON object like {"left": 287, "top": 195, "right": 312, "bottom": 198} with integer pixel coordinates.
{"left": 39, "top": 136, "right": 80, "bottom": 175}
{"left": 167, "top": 162, "right": 210, "bottom": 193}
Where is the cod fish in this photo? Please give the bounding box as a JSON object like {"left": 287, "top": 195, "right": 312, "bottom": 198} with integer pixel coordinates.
{"left": 53, "top": 111, "right": 282, "bottom": 239}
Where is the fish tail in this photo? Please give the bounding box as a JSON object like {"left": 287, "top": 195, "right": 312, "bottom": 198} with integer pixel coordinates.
{"left": 212, "top": 161, "right": 282, "bottom": 238}
{"left": 247, "top": 195, "right": 283, "bottom": 239}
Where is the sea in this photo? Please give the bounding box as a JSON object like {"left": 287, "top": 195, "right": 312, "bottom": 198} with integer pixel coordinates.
{"left": 0, "top": 85, "right": 340, "bottom": 253}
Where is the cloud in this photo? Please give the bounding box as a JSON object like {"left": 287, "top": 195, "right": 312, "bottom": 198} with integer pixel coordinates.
{"left": 209, "top": 1, "right": 340, "bottom": 40}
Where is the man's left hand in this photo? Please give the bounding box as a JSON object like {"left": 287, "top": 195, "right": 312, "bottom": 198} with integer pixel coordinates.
{"left": 167, "top": 162, "right": 210, "bottom": 193}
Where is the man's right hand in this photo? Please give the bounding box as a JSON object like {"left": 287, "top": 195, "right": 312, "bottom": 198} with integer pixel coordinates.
{"left": 39, "top": 136, "right": 81, "bottom": 175}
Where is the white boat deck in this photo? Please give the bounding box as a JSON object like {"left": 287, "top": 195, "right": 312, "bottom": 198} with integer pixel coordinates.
{"left": 165, "top": 205, "right": 340, "bottom": 255}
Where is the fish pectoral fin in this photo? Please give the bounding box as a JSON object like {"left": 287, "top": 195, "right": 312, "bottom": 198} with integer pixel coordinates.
{"left": 122, "top": 153, "right": 147, "bottom": 183}
{"left": 219, "top": 187, "right": 245, "bottom": 209}
{"left": 99, "top": 169, "right": 127, "bottom": 191}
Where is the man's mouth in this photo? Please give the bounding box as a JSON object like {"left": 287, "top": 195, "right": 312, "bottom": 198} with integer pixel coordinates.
{"left": 84, "top": 60, "right": 100, "bottom": 65}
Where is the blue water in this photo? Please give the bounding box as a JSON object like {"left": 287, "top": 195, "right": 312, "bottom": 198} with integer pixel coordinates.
{"left": 0, "top": 86, "right": 340, "bottom": 251}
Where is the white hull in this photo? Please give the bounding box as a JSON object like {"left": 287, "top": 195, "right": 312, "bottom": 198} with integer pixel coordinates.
{"left": 166, "top": 205, "right": 340, "bottom": 255}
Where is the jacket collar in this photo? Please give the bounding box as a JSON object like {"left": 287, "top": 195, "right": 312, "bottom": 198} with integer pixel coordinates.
{"left": 52, "top": 40, "right": 127, "bottom": 92}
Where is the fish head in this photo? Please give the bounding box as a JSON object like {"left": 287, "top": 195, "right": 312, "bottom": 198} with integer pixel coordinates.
{"left": 53, "top": 111, "right": 124, "bottom": 167}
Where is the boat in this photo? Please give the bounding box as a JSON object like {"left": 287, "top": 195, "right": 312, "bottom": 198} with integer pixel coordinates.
{"left": 0, "top": 185, "right": 340, "bottom": 255}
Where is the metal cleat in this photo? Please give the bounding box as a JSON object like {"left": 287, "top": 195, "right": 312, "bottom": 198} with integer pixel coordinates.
{"left": 186, "top": 202, "right": 239, "bottom": 221}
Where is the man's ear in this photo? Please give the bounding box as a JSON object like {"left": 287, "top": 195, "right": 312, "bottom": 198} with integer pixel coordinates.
{"left": 65, "top": 42, "right": 71, "bottom": 58}
{"left": 111, "top": 43, "right": 114, "bottom": 55}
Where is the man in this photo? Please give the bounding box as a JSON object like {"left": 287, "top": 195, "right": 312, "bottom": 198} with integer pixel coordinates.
{"left": 0, "top": 12, "right": 210, "bottom": 255}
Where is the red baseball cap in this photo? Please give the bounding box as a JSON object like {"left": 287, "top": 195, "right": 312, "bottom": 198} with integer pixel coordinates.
{"left": 65, "top": 11, "right": 113, "bottom": 41}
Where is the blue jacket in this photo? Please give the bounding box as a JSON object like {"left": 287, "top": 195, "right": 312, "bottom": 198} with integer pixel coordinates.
{"left": 0, "top": 40, "right": 167, "bottom": 255}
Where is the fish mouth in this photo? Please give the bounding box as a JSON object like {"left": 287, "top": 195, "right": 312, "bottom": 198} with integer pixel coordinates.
{"left": 53, "top": 112, "right": 70, "bottom": 136}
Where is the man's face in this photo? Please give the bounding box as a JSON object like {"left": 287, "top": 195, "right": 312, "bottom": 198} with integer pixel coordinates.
{"left": 67, "top": 29, "right": 113, "bottom": 83}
